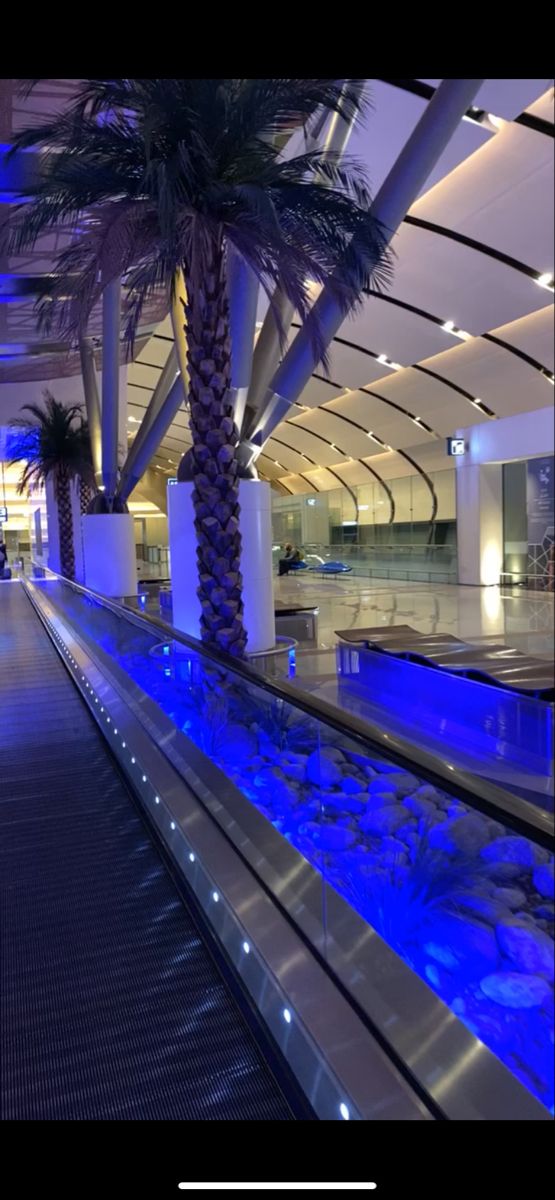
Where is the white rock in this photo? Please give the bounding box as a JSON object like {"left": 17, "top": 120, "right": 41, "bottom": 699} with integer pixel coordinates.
{"left": 305, "top": 750, "right": 343, "bottom": 787}
{"left": 481, "top": 836, "right": 549, "bottom": 869}
{"left": 429, "top": 814, "right": 491, "bottom": 855}
{"left": 359, "top": 805, "right": 407, "bottom": 836}
{"left": 480, "top": 972, "right": 552, "bottom": 1008}
{"left": 496, "top": 919, "right": 554, "bottom": 981}
{"left": 533, "top": 862, "right": 555, "bottom": 900}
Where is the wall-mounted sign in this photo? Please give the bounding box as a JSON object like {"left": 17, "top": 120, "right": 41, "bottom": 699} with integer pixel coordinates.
{"left": 527, "top": 455, "right": 554, "bottom": 590}
{"left": 446, "top": 437, "right": 465, "bottom": 456}
{"left": 0, "top": 505, "right": 7, "bottom": 523}
{"left": 167, "top": 477, "right": 178, "bottom": 487}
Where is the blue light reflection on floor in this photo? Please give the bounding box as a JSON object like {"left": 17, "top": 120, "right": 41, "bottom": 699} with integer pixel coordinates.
{"left": 41, "top": 579, "right": 554, "bottom": 1111}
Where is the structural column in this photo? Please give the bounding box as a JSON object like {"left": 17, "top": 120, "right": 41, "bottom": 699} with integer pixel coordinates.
{"left": 456, "top": 462, "right": 503, "bottom": 585}
{"left": 168, "top": 479, "right": 275, "bottom": 652}
{"left": 82, "top": 513, "right": 137, "bottom": 597}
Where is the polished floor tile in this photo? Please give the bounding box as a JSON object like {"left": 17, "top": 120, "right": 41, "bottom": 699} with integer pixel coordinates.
{"left": 275, "top": 575, "right": 555, "bottom": 674}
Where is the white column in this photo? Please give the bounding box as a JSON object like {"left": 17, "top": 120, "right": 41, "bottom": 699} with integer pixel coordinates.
{"left": 456, "top": 462, "right": 503, "bottom": 585}
{"left": 240, "top": 479, "right": 275, "bottom": 652}
{"left": 167, "top": 481, "right": 201, "bottom": 638}
{"left": 168, "top": 478, "right": 275, "bottom": 652}
{"left": 82, "top": 513, "right": 137, "bottom": 597}
{"left": 45, "top": 477, "right": 61, "bottom": 573}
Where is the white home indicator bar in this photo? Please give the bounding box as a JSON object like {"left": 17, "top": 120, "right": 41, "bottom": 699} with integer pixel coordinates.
{"left": 178, "top": 1187, "right": 378, "bottom": 1193}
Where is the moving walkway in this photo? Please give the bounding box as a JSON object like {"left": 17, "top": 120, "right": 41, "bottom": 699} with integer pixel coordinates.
{"left": 1, "top": 571, "right": 553, "bottom": 1121}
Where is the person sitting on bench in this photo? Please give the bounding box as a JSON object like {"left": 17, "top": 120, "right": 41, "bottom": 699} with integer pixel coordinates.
{"left": 279, "top": 543, "right": 301, "bottom": 576}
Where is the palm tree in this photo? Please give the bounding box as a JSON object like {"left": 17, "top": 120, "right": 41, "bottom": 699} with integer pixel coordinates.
{"left": 9, "top": 392, "right": 94, "bottom": 580}
{"left": 76, "top": 418, "right": 96, "bottom": 515}
{"left": 8, "top": 79, "right": 392, "bottom": 655}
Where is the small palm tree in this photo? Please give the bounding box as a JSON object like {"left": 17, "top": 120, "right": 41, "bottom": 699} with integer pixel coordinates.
{"left": 9, "top": 79, "right": 392, "bottom": 655}
{"left": 9, "top": 392, "right": 94, "bottom": 580}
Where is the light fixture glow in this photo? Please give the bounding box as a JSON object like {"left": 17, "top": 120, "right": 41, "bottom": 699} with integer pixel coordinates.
{"left": 378, "top": 354, "right": 402, "bottom": 370}
{"left": 242, "top": 941, "right": 250, "bottom": 954}
{"left": 339, "top": 1102, "right": 351, "bottom": 1120}
{"left": 142, "top": 774, "right": 147, "bottom": 783}
{"left": 536, "top": 273, "right": 554, "bottom": 292}
{"left": 155, "top": 796, "right": 160, "bottom": 804}
{"left": 131, "top": 757, "right": 136, "bottom": 764}
{"left": 212, "top": 891, "right": 219, "bottom": 902}
{"left": 442, "top": 320, "right": 455, "bottom": 332}
{"left": 188, "top": 852, "right": 195, "bottom": 862}
{"left": 282, "top": 1007, "right": 292, "bottom": 1024}
{"left": 170, "top": 821, "right": 176, "bottom": 830}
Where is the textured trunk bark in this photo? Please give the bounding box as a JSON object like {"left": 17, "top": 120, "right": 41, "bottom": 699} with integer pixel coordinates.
{"left": 57, "top": 466, "right": 75, "bottom": 581}
{"left": 177, "top": 243, "right": 247, "bottom": 657}
{"left": 79, "top": 477, "right": 94, "bottom": 516}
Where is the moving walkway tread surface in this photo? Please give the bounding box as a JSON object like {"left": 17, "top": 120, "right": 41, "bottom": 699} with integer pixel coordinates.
{"left": 0, "top": 583, "right": 294, "bottom": 1121}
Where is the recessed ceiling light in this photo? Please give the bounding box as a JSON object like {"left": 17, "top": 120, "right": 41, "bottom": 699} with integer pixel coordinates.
{"left": 536, "top": 273, "right": 555, "bottom": 292}
{"left": 441, "top": 320, "right": 470, "bottom": 341}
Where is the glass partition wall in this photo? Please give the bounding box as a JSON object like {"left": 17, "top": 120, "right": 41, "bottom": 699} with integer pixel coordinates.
{"left": 27, "top": 567, "right": 554, "bottom": 1116}
{"left": 272, "top": 468, "right": 457, "bottom": 583}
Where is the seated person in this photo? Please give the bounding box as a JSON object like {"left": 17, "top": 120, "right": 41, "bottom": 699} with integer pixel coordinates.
{"left": 278, "top": 543, "right": 301, "bottom": 576}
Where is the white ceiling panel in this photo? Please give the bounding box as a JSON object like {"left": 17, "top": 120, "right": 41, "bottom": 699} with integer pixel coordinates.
{"left": 127, "top": 362, "right": 164, "bottom": 390}
{"left": 298, "top": 410, "right": 367, "bottom": 456}
{"left": 137, "top": 338, "right": 173, "bottom": 369}
{"left": 418, "top": 397, "right": 490, "bottom": 435}
{"left": 419, "top": 339, "right": 554, "bottom": 417}
{"left": 339, "top": 294, "right": 451, "bottom": 364}
{"left": 489, "top": 306, "right": 554, "bottom": 372}
{"left": 296, "top": 374, "right": 344, "bottom": 408}
{"left": 413, "top": 122, "right": 554, "bottom": 271}
{"left": 389, "top": 223, "right": 551, "bottom": 333}
{"left": 324, "top": 387, "right": 414, "bottom": 432}
{"left": 265, "top": 438, "right": 310, "bottom": 473}
{"left": 526, "top": 89, "right": 555, "bottom": 122}
{"left": 276, "top": 423, "right": 350, "bottom": 466}
{"left": 323, "top": 341, "right": 391, "bottom": 389}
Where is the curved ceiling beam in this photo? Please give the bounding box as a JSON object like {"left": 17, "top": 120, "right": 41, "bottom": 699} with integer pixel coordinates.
{"left": 365, "top": 290, "right": 555, "bottom": 382}
{"left": 283, "top": 419, "right": 395, "bottom": 522}
{"left": 411, "top": 365, "right": 495, "bottom": 417}
{"left": 404, "top": 214, "right": 554, "bottom": 287}
{"left": 291, "top": 323, "right": 491, "bottom": 422}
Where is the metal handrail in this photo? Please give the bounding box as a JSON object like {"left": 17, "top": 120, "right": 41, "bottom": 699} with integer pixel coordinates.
{"left": 28, "top": 562, "right": 554, "bottom": 846}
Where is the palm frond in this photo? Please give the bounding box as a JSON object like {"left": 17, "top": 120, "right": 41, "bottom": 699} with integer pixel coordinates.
{"left": 9, "top": 78, "right": 392, "bottom": 368}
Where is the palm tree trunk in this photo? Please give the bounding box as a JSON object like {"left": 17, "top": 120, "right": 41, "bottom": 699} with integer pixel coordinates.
{"left": 79, "top": 476, "right": 94, "bottom": 516}
{"left": 178, "top": 242, "right": 247, "bottom": 657}
{"left": 57, "top": 465, "right": 76, "bottom": 581}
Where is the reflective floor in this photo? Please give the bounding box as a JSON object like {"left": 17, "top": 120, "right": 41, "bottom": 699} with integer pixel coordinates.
{"left": 275, "top": 575, "right": 555, "bottom": 683}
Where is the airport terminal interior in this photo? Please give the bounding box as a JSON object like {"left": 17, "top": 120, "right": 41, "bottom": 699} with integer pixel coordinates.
{"left": 0, "top": 77, "right": 554, "bottom": 1122}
